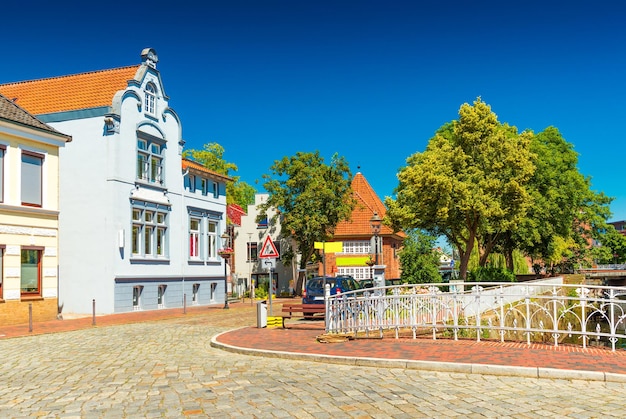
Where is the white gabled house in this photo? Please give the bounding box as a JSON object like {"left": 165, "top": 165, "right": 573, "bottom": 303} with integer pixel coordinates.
{"left": 0, "top": 48, "right": 230, "bottom": 315}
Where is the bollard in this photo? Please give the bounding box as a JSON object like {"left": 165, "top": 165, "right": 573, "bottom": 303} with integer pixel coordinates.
{"left": 29, "top": 303, "right": 33, "bottom": 333}
{"left": 92, "top": 299, "right": 96, "bottom": 326}
{"left": 183, "top": 293, "right": 187, "bottom": 314}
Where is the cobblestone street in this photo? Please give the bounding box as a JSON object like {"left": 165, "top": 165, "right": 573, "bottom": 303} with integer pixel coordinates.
{"left": 1, "top": 305, "right": 624, "bottom": 418}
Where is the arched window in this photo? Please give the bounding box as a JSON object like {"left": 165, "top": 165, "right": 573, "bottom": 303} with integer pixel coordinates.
{"left": 144, "top": 83, "right": 157, "bottom": 115}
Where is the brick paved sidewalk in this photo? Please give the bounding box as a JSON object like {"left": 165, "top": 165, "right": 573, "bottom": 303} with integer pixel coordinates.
{"left": 3, "top": 299, "right": 626, "bottom": 381}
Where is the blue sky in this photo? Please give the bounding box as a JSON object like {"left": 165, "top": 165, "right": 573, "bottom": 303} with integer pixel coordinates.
{"left": 4, "top": 1, "right": 626, "bottom": 221}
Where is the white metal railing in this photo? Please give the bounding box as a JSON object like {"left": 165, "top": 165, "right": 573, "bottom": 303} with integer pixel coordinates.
{"left": 324, "top": 278, "right": 626, "bottom": 351}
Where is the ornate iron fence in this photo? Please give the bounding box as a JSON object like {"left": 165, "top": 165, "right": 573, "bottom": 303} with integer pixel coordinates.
{"left": 325, "top": 278, "right": 626, "bottom": 351}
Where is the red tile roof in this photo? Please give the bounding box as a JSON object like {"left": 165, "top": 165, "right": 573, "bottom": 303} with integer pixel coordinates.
{"left": 227, "top": 204, "right": 247, "bottom": 226}
{"left": 182, "top": 158, "right": 233, "bottom": 183}
{"left": 0, "top": 66, "right": 140, "bottom": 115}
{"left": 334, "top": 172, "right": 401, "bottom": 237}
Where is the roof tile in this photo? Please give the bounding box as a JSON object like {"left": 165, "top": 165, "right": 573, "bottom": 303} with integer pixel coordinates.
{"left": 0, "top": 66, "right": 140, "bottom": 115}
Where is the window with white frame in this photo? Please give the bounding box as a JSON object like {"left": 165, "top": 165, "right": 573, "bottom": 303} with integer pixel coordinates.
{"left": 133, "top": 286, "right": 143, "bottom": 310}
{"left": 131, "top": 204, "right": 169, "bottom": 258}
{"left": 21, "top": 150, "right": 44, "bottom": 207}
{"left": 192, "top": 283, "right": 200, "bottom": 304}
{"left": 144, "top": 82, "right": 157, "bottom": 116}
{"left": 338, "top": 267, "right": 370, "bottom": 280}
{"left": 137, "top": 137, "right": 164, "bottom": 185}
{"left": 157, "top": 284, "right": 166, "bottom": 308}
{"left": 342, "top": 240, "right": 371, "bottom": 254}
{"left": 189, "top": 174, "right": 196, "bottom": 193}
{"left": 208, "top": 221, "right": 217, "bottom": 259}
{"left": 212, "top": 181, "right": 218, "bottom": 198}
{"left": 0, "top": 145, "right": 4, "bottom": 203}
{"left": 189, "top": 216, "right": 201, "bottom": 258}
{"left": 200, "top": 178, "right": 207, "bottom": 195}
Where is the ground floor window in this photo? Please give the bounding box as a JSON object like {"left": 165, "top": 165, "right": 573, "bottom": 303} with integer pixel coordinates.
{"left": 187, "top": 210, "right": 222, "bottom": 261}
{"left": 157, "top": 284, "right": 166, "bottom": 308}
{"left": 21, "top": 248, "right": 42, "bottom": 295}
{"left": 210, "top": 283, "right": 217, "bottom": 301}
{"left": 133, "top": 286, "right": 143, "bottom": 310}
{"left": 192, "top": 283, "right": 200, "bottom": 304}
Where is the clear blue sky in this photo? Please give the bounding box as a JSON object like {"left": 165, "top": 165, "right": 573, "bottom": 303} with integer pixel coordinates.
{"left": 4, "top": 1, "right": 626, "bottom": 221}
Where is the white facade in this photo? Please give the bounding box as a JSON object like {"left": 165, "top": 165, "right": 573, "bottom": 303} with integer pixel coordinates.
{"left": 36, "top": 50, "right": 227, "bottom": 315}
{"left": 233, "top": 193, "right": 298, "bottom": 297}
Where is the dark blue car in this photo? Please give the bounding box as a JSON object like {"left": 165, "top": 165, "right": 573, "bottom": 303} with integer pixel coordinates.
{"left": 302, "top": 275, "right": 362, "bottom": 304}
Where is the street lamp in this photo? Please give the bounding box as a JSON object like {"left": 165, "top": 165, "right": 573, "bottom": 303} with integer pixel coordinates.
{"left": 370, "top": 211, "right": 382, "bottom": 265}
{"left": 220, "top": 231, "right": 231, "bottom": 309}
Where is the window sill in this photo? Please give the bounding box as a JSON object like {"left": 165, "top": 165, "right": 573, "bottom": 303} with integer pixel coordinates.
{"left": 130, "top": 257, "right": 170, "bottom": 264}
{"left": 20, "top": 296, "right": 44, "bottom": 302}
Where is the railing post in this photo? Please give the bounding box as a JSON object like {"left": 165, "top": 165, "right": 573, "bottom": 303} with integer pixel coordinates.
{"left": 183, "top": 293, "right": 187, "bottom": 314}
{"left": 28, "top": 303, "right": 33, "bottom": 333}
{"left": 92, "top": 299, "right": 96, "bottom": 326}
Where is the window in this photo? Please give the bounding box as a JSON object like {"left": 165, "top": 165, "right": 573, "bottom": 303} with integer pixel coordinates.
{"left": 247, "top": 242, "right": 258, "bottom": 262}
{"left": 342, "top": 241, "right": 371, "bottom": 254}
{"left": 189, "top": 217, "right": 201, "bottom": 258}
{"left": 131, "top": 205, "right": 168, "bottom": 258}
{"left": 21, "top": 248, "right": 42, "bottom": 295}
{"left": 201, "top": 179, "right": 207, "bottom": 195}
{"left": 0, "top": 145, "right": 4, "bottom": 203}
{"left": 338, "top": 267, "right": 370, "bottom": 280}
{"left": 189, "top": 174, "right": 196, "bottom": 193}
{"left": 192, "top": 283, "right": 200, "bottom": 304}
{"left": 157, "top": 284, "right": 166, "bottom": 308}
{"left": 208, "top": 221, "right": 217, "bottom": 259}
{"left": 21, "top": 151, "right": 43, "bottom": 207}
{"left": 212, "top": 181, "right": 218, "bottom": 198}
{"left": 145, "top": 83, "right": 156, "bottom": 115}
{"left": 257, "top": 217, "right": 268, "bottom": 229}
{"left": 137, "top": 138, "right": 164, "bottom": 184}
{"left": 210, "top": 283, "right": 217, "bottom": 301}
{"left": 133, "top": 286, "right": 143, "bottom": 310}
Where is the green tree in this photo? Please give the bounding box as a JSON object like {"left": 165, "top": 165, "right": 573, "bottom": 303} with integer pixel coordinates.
{"left": 397, "top": 230, "right": 441, "bottom": 284}
{"left": 385, "top": 98, "right": 535, "bottom": 280}
{"left": 183, "top": 143, "right": 256, "bottom": 208}
{"left": 259, "top": 151, "right": 355, "bottom": 295}
{"left": 592, "top": 225, "right": 626, "bottom": 264}
{"left": 507, "top": 127, "right": 613, "bottom": 271}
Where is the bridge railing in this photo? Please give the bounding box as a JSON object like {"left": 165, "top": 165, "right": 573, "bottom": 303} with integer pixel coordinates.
{"left": 325, "top": 278, "right": 626, "bottom": 351}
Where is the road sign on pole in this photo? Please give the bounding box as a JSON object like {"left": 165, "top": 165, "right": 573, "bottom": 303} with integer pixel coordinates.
{"left": 259, "top": 235, "right": 279, "bottom": 259}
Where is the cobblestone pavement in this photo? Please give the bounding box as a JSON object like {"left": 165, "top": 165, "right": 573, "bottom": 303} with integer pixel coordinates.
{"left": 1, "top": 304, "right": 625, "bottom": 418}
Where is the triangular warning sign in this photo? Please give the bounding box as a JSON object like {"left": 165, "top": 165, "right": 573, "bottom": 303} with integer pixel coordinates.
{"left": 259, "top": 235, "right": 279, "bottom": 259}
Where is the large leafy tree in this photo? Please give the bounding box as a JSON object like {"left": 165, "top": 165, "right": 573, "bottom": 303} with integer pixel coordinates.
{"left": 259, "top": 151, "right": 355, "bottom": 295}
{"left": 505, "top": 127, "right": 613, "bottom": 271}
{"left": 183, "top": 143, "right": 256, "bottom": 208}
{"left": 397, "top": 230, "right": 442, "bottom": 284}
{"left": 385, "top": 98, "right": 535, "bottom": 280}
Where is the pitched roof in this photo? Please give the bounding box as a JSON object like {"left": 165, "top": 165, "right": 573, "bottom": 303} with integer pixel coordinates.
{"left": 227, "top": 204, "right": 247, "bottom": 226}
{"left": 0, "top": 93, "right": 71, "bottom": 141}
{"left": 0, "top": 65, "right": 140, "bottom": 115}
{"left": 334, "top": 172, "right": 401, "bottom": 237}
{"left": 182, "top": 158, "right": 233, "bottom": 183}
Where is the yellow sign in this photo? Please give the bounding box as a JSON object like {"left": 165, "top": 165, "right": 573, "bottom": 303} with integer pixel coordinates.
{"left": 336, "top": 256, "right": 371, "bottom": 267}
{"left": 314, "top": 242, "right": 343, "bottom": 253}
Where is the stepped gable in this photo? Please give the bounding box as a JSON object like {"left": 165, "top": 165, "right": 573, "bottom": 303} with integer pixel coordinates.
{"left": 0, "top": 65, "right": 140, "bottom": 115}
{"left": 0, "top": 93, "right": 71, "bottom": 140}
{"left": 334, "top": 172, "right": 395, "bottom": 237}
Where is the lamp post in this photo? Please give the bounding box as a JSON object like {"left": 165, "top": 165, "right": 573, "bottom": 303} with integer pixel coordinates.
{"left": 220, "top": 230, "right": 231, "bottom": 309}
{"left": 370, "top": 211, "right": 382, "bottom": 265}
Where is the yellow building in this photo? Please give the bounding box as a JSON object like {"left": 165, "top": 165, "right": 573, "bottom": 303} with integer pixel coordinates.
{"left": 0, "top": 94, "right": 71, "bottom": 325}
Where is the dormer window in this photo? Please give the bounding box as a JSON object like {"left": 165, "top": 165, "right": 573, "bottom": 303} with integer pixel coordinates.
{"left": 145, "top": 83, "right": 157, "bottom": 116}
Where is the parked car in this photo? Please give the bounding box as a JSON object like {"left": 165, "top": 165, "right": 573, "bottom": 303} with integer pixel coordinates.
{"left": 303, "top": 275, "right": 362, "bottom": 305}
